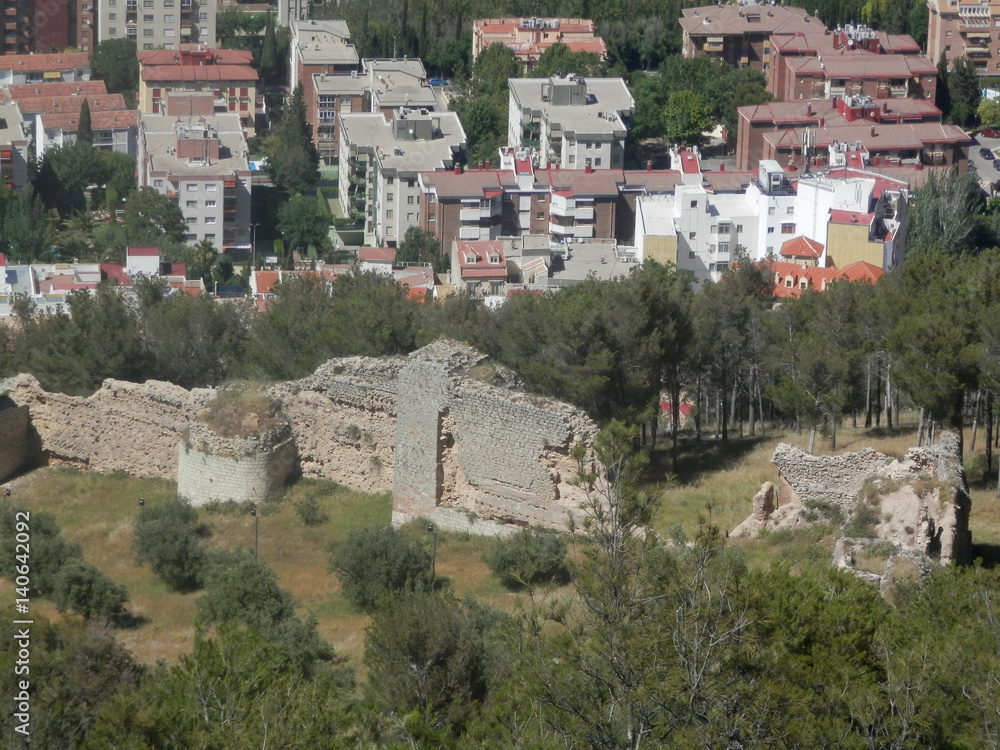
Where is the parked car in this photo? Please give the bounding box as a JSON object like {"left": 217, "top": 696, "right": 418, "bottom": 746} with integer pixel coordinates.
{"left": 982, "top": 128, "right": 1000, "bottom": 138}
{"left": 981, "top": 147, "right": 996, "bottom": 160}
{"left": 993, "top": 159, "right": 1000, "bottom": 171}
{"left": 428, "top": 78, "right": 449, "bottom": 86}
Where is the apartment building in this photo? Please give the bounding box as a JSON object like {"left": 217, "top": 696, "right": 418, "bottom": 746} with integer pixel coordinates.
{"left": 736, "top": 96, "right": 965, "bottom": 171}
{"left": 472, "top": 17, "right": 607, "bottom": 70}
{"left": 99, "top": 0, "right": 215, "bottom": 51}
{"left": 0, "top": 103, "right": 30, "bottom": 189}
{"left": 137, "top": 110, "right": 252, "bottom": 248}
{"left": 138, "top": 46, "right": 258, "bottom": 134}
{"left": 927, "top": 0, "right": 1000, "bottom": 75}
{"left": 1, "top": 0, "right": 94, "bottom": 54}
{"left": 338, "top": 109, "right": 466, "bottom": 246}
{"left": 0, "top": 53, "right": 89, "bottom": 85}
{"left": 290, "top": 20, "right": 358, "bottom": 91}
{"left": 768, "top": 25, "right": 936, "bottom": 103}
{"left": 508, "top": 73, "right": 633, "bottom": 170}
{"left": 37, "top": 108, "right": 138, "bottom": 159}
{"left": 634, "top": 154, "right": 909, "bottom": 282}
{"left": 313, "top": 72, "right": 365, "bottom": 165}
{"left": 679, "top": 3, "right": 818, "bottom": 71}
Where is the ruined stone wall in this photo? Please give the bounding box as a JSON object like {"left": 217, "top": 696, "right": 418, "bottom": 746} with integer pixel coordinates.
{"left": 0, "top": 402, "right": 32, "bottom": 482}
{"left": 2, "top": 341, "right": 598, "bottom": 534}
{"left": 0, "top": 374, "right": 213, "bottom": 477}
{"left": 771, "top": 443, "right": 890, "bottom": 509}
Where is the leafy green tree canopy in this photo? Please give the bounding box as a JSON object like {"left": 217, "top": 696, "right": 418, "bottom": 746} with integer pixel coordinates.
{"left": 328, "top": 524, "right": 432, "bottom": 610}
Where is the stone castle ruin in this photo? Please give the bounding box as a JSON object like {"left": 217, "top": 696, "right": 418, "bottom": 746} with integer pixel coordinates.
{"left": 733, "top": 432, "right": 973, "bottom": 577}
{"left": 0, "top": 340, "right": 596, "bottom": 535}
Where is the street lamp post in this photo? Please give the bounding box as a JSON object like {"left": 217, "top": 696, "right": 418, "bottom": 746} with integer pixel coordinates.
{"left": 139, "top": 497, "right": 144, "bottom": 523}
{"left": 251, "top": 505, "right": 258, "bottom": 559}
{"left": 427, "top": 523, "right": 437, "bottom": 581}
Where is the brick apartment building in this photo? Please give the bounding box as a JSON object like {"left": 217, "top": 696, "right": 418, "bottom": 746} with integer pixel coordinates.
{"left": 768, "top": 25, "right": 937, "bottom": 103}
{"left": 680, "top": 3, "right": 819, "bottom": 71}
{"left": 927, "top": 0, "right": 1000, "bottom": 75}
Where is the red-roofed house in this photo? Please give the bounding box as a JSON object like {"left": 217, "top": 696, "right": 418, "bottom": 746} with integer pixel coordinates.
{"left": 0, "top": 54, "right": 90, "bottom": 85}
{"left": 37, "top": 109, "right": 138, "bottom": 160}
{"left": 767, "top": 258, "right": 884, "bottom": 299}
{"left": 779, "top": 236, "right": 824, "bottom": 265}
{"left": 358, "top": 247, "right": 396, "bottom": 276}
{"left": 127, "top": 247, "right": 162, "bottom": 277}
{"left": 472, "top": 18, "right": 607, "bottom": 70}
{"left": 450, "top": 240, "right": 508, "bottom": 297}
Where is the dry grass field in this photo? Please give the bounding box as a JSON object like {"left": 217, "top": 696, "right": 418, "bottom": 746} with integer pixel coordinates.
{"left": 3, "top": 415, "right": 1000, "bottom": 670}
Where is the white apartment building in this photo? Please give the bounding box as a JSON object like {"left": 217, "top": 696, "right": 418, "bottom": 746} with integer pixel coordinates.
{"left": 339, "top": 109, "right": 466, "bottom": 246}
{"left": 507, "top": 73, "right": 633, "bottom": 170}
{"left": 635, "top": 151, "right": 909, "bottom": 281}
{"left": 137, "top": 112, "right": 251, "bottom": 248}
{"left": 98, "top": 0, "right": 216, "bottom": 50}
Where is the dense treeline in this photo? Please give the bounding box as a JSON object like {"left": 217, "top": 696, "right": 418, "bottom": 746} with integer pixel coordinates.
{"left": 6, "top": 239, "right": 1000, "bottom": 468}
{"left": 5, "top": 424, "right": 1000, "bottom": 748}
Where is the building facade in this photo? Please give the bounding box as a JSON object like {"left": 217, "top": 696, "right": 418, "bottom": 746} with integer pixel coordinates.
{"left": 99, "top": 0, "right": 215, "bottom": 49}
{"left": 472, "top": 18, "right": 607, "bottom": 69}
{"left": 927, "top": 0, "right": 1000, "bottom": 75}
{"left": 507, "top": 74, "right": 633, "bottom": 170}
{"left": 137, "top": 111, "right": 252, "bottom": 248}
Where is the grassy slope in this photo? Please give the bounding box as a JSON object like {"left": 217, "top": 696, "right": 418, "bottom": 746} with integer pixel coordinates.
{"left": 2, "top": 418, "right": 999, "bottom": 668}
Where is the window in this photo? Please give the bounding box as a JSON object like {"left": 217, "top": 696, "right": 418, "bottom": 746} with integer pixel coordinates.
{"left": 767, "top": 206, "right": 775, "bottom": 215}
{"left": 200, "top": 10, "right": 207, "bottom": 18}
{"left": 386, "top": 210, "right": 393, "bottom": 218}
{"left": 206, "top": 183, "right": 217, "bottom": 191}
{"left": 719, "top": 242, "right": 730, "bottom": 254}
{"left": 428, "top": 213, "right": 436, "bottom": 221}
{"left": 708, "top": 244, "right": 716, "bottom": 253}
{"left": 108, "top": 0, "right": 115, "bottom": 4}
{"left": 594, "top": 158, "right": 601, "bottom": 166}
{"left": 108, "top": 12, "right": 116, "bottom": 19}
{"left": 688, "top": 250, "right": 695, "bottom": 259}
{"left": 205, "top": 199, "right": 215, "bottom": 207}
{"left": 205, "top": 234, "right": 215, "bottom": 241}
{"left": 164, "top": 28, "right": 174, "bottom": 36}
{"left": 689, "top": 232, "right": 696, "bottom": 239}
{"left": 407, "top": 212, "right": 415, "bottom": 221}
{"left": 585, "top": 141, "right": 592, "bottom": 150}
{"left": 126, "top": 27, "right": 137, "bottom": 37}
{"left": 537, "top": 212, "right": 544, "bottom": 220}
{"left": 719, "top": 222, "right": 730, "bottom": 234}
{"left": 387, "top": 177, "right": 394, "bottom": 185}
{"left": 537, "top": 195, "right": 546, "bottom": 203}
{"left": 946, "top": 30, "right": 952, "bottom": 37}
{"left": 164, "top": 0, "right": 173, "bottom": 5}
{"left": 144, "top": 28, "right": 154, "bottom": 36}
{"left": 186, "top": 216, "right": 197, "bottom": 224}
{"left": 205, "top": 217, "right": 216, "bottom": 224}
{"left": 186, "top": 200, "right": 197, "bottom": 208}
{"left": 386, "top": 192, "right": 394, "bottom": 201}
{"left": 690, "top": 200, "right": 697, "bottom": 208}
{"left": 408, "top": 179, "right": 415, "bottom": 188}
{"left": 428, "top": 193, "right": 436, "bottom": 203}
{"left": 766, "top": 246, "right": 773, "bottom": 254}
{"left": 143, "top": 0, "right": 152, "bottom": 6}
{"left": 200, "top": 27, "right": 207, "bottom": 35}
{"left": 143, "top": 13, "right": 153, "bottom": 20}
{"left": 407, "top": 195, "right": 415, "bottom": 204}
{"left": 186, "top": 183, "right": 197, "bottom": 190}
{"left": 781, "top": 222, "right": 795, "bottom": 234}
{"left": 153, "top": 179, "right": 163, "bottom": 187}
{"left": 787, "top": 206, "right": 794, "bottom": 215}
{"left": 785, "top": 277, "right": 793, "bottom": 288}
{"left": 83, "top": 30, "right": 89, "bottom": 38}
{"left": 767, "top": 227, "right": 774, "bottom": 234}
{"left": 164, "top": 13, "right": 173, "bottom": 20}
{"left": 108, "top": 26, "right": 117, "bottom": 34}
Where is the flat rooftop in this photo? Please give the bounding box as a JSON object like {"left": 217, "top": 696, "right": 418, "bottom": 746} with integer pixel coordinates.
{"left": 548, "top": 241, "right": 628, "bottom": 284}
{"left": 313, "top": 72, "right": 366, "bottom": 96}
{"left": 340, "top": 111, "right": 466, "bottom": 174}
{"left": 680, "top": 4, "right": 819, "bottom": 36}
{"left": 509, "top": 76, "right": 634, "bottom": 137}
{"left": 365, "top": 59, "right": 436, "bottom": 109}
{"left": 0, "top": 104, "right": 27, "bottom": 143}
{"left": 140, "top": 113, "right": 249, "bottom": 176}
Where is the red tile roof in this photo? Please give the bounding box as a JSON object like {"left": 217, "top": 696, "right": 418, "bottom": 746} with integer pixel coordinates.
{"left": 40, "top": 109, "right": 137, "bottom": 131}
{"left": 0, "top": 53, "right": 89, "bottom": 73}
{"left": 768, "top": 261, "right": 841, "bottom": 298}
{"left": 838, "top": 260, "right": 884, "bottom": 283}
{"left": 676, "top": 149, "right": 700, "bottom": 174}
{"left": 253, "top": 270, "right": 280, "bottom": 294}
{"left": 100, "top": 263, "right": 132, "bottom": 286}
{"left": 140, "top": 65, "right": 259, "bottom": 83}
{"left": 359, "top": 246, "right": 396, "bottom": 262}
{"left": 830, "top": 210, "right": 875, "bottom": 225}
{"left": 0, "top": 81, "right": 107, "bottom": 100}
{"left": 780, "top": 236, "right": 823, "bottom": 260}
{"left": 127, "top": 247, "right": 160, "bottom": 257}
{"left": 457, "top": 240, "right": 507, "bottom": 280}
{"left": 14, "top": 93, "right": 127, "bottom": 116}
{"left": 138, "top": 48, "right": 252, "bottom": 67}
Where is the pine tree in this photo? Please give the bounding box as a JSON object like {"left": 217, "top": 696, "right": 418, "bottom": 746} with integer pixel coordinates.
{"left": 77, "top": 98, "right": 92, "bottom": 146}
{"left": 264, "top": 83, "right": 319, "bottom": 195}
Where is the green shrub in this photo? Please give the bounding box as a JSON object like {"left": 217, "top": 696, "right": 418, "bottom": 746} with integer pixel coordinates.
{"left": 483, "top": 527, "right": 569, "bottom": 589}
{"left": 295, "top": 492, "right": 328, "bottom": 527}
{"left": 132, "top": 499, "right": 212, "bottom": 591}
{"left": 328, "top": 525, "right": 432, "bottom": 610}
{"left": 0, "top": 502, "right": 82, "bottom": 596}
{"left": 51, "top": 559, "right": 129, "bottom": 621}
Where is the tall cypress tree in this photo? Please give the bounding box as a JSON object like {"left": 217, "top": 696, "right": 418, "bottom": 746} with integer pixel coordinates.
{"left": 77, "top": 98, "right": 93, "bottom": 146}
{"left": 259, "top": 13, "right": 277, "bottom": 85}
{"left": 265, "top": 83, "right": 319, "bottom": 195}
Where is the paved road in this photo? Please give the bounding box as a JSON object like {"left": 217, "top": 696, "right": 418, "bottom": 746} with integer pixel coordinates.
{"left": 968, "top": 132, "right": 1000, "bottom": 194}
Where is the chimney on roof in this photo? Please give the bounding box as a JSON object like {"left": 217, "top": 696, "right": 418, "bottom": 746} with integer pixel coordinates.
{"left": 646, "top": 160, "right": 652, "bottom": 171}
{"left": 870, "top": 126, "right": 876, "bottom": 137}
{"left": 585, "top": 164, "right": 592, "bottom": 174}
{"left": 454, "top": 165, "right": 461, "bottom": 175}
{"left": 806, "top": 102, "right": 812, "bottom": 116}
{"left": 719, "top": 163, "right": 725, "bottom": 171}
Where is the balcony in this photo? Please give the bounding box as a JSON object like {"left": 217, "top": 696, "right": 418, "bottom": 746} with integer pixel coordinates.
{"left": 704, "top": 41, "right": 725, "bottom": 53}
{"left": 460, "top": 207, "right": 479, "bottom": 222}
{"left": 459, "top": 225, "right": 482, "bottom": 240}
{"left": 574, "top": 205, "right": 594, "bottom": 221}
{"left": 965, "top": 45, "right": 991, "bottom": 56}
{"left": 549, "top": 221, "right": 573, "bottom": 236}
